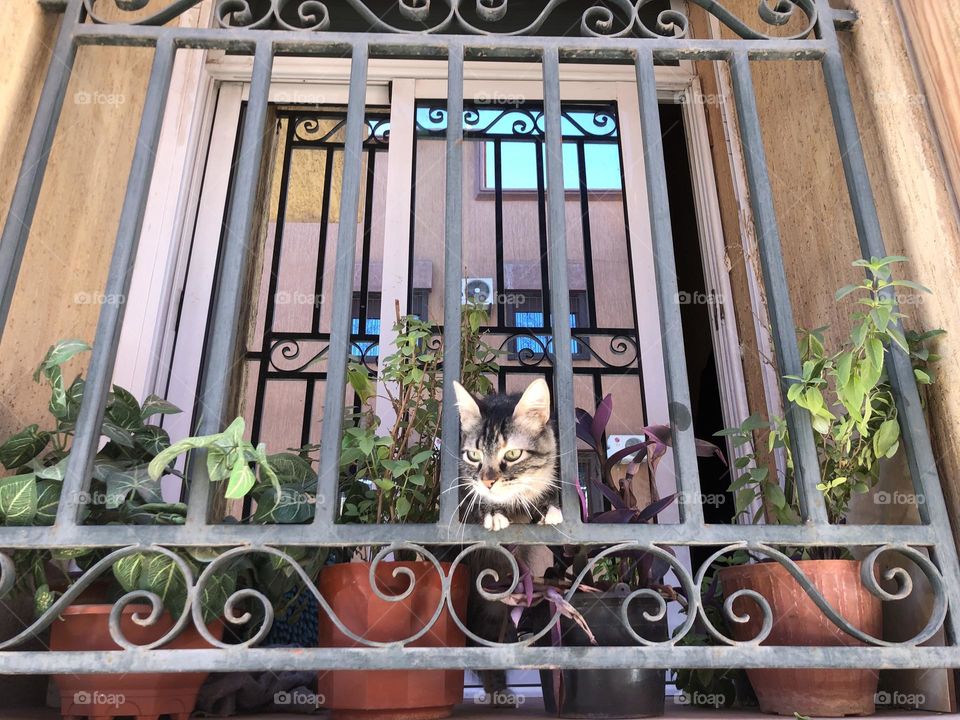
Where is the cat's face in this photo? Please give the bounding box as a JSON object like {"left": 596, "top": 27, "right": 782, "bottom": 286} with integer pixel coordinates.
{"left": 453, "top": 378, "right": 557, "bottom": 513}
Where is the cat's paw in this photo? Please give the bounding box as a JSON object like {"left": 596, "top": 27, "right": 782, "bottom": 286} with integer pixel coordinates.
{"left": 483, "top": 512, "right": 511, "bottom": 531}
{"left": 542, "top": 506, "right": 563, "bottom": 525}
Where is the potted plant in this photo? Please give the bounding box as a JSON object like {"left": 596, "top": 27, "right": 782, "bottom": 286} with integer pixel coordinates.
{"left": 714, "top": 256, "right": 942, "bottom": 716}
{"left": 523, "top": 394, "right": 723, "bottom": 719}
{"left": 0, "top": 340, "right": 228, "bottom": 720}
{"left": 314, "top": 301, "right": 498, "bottom": 720}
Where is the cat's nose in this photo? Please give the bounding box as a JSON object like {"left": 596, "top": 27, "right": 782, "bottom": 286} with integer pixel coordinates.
{"left": 481, "top": 468, "right": 498, "bottom": 488}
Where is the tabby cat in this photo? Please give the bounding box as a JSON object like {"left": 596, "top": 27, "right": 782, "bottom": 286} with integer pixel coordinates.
{"left": 453, "top": 378, "right": 562, "bottom": 703}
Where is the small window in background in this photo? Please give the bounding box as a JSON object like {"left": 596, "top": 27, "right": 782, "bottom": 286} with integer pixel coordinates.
{"left": 483, "top": 140, "right": 623, "bottom": 192}
{"left": 507, "top": 290, "right": 588, "bottom": 360}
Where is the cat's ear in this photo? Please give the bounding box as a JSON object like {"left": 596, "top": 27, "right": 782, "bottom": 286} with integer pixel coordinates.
{"left": 514, "top": 378, "right": 551, "bottom": 427}
{"left": 453, "top": 381, "right": 481, "bottom": 430}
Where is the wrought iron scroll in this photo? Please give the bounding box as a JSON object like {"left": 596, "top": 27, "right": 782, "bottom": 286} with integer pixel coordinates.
{"left": 0, "top": 542, "right": 947, "bottom": 652}
{"left": 81, "top": 0, "right": 819, "bottom": 40}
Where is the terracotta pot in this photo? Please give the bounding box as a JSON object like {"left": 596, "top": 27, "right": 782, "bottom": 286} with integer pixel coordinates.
{"left": 49, "top": 604, "right": 224, "bottom": 720}
{"left": 718, "top": 560, "right": 882, "bottom": 716}
{"left": 317, "top": 561, "right": 468, "bottom": 720}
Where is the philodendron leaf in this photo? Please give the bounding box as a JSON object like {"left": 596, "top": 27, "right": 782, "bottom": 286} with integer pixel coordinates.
{"left": 33, "top": 339, "right": 91, "bottom": 383}
{"left": 225, "top": 456, "right": 256, "bottom": 499}
{"left": 142, "top": 554, "right": 189, "bottom": 617}
{"left": 113, "top": 553, "right": 147, "bottom": 592}
{"left": 0, "top": 473, "right": 38, "bottom": 525}
{"left": 107, "top": 386, "right": 143, "bottom": 431}
{"left": 34, "top": 480, "right": 61, "bottom": 525}
{"left": 140, "top": 395, "right": 181, "bottom": 421}
{"left": 0, "top": 425, "right": 51, "bottom": 470}
{"left": 104, "top": 464, "right": 163, "bottom": 509}
{"left": 200, "top": 570, "right": 235, "bottom": 623}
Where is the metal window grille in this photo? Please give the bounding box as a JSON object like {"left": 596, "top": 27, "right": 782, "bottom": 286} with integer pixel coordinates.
{"left": 0, "top": 0, "right": 958, "bottom": 675}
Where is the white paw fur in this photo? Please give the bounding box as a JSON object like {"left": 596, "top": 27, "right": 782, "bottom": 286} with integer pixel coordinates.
{"left": 484, "top": 512, "right": 511, "bottom": 531}
{"left": 542, "top": 506, "right": 563, "bottom": 525}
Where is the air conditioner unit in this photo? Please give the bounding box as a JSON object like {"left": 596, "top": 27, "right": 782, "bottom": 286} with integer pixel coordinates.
{"left": 606, "top": 434, "right": 646, "bottom": 464}
{"left": 462, "top": 277, "right": 494, "bottom": 306}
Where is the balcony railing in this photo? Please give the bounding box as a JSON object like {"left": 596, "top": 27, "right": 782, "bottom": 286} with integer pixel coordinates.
{"left": 0, "top": 0, "right": 957, "bottom": 677}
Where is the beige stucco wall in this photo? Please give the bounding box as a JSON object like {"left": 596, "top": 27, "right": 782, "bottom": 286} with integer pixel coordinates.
{"left": 0, "top": 2, "right": 157, "bottom": 438}
{"left": 689, "top": 1, "right": 960, "bottom": 548}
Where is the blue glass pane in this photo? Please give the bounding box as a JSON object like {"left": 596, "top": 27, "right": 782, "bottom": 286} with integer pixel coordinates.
{"left": 514, "top": 311, "right": 580, "bottom": 355}
{"left": 485, "top": 141, "right": 621, "bottom": 191}
{"left": 351, "top": 317, "right": 382, "bottom": 357}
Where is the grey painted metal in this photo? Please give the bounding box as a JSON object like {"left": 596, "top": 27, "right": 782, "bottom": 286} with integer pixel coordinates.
{"left": 315, "top": 43, "right": 370, "bottom": 525}
{"left": 438, "top": 44, "right": 465, "bottom": 527}
{"left": 0, "top": 518, "right": 940, "bottom": 549}
{"left": 1, "top": 0, "right": 958, "bottom": 675}
{"left": 68, "top": 23, "right": 829, "bottom": 61}
{"left": 186, "top": 40, "right": 275, "bottom": 527}
{"left": 542, "top": 47, "right": 583, "bottom": 524}
{"left": 634, "top": 49, "right": 704, "bottom": 526}
{"left": 1, "top": 643, "right": 958, "bottom": 673}
{"left": 817, "top": 0, "right": 960, "bottom": 645}
{"left": 55, "top": 39, "right": 178, "bottom": 528}
{"left": 727, "top": 51, "right": 829, "bottom": 525}
{"left": 0, "top": 0, "right": 81, "bottom": 339}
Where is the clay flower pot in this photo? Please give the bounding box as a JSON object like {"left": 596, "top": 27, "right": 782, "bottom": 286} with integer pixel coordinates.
{"left": 317, "top": 561, "right": 468, "bottom": 720}
{"left": 718, "top": 559, "right": 882, "bottom": 716}
{"left": 49, "top": 604, "right": 224, "bottom": 720}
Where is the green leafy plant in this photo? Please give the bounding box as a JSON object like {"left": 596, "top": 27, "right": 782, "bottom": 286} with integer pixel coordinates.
{"left": 718, "top": 256, "right": 943, "bottom": 527}
{"left": 338, "top": 300, "right": 499, "bottom": 530}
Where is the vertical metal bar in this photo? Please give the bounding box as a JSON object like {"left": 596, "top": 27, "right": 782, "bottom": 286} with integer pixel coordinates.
{"left": 818, "top": 1, "right": 960, "bottom": 643}
{"left": 534, "top": 142, "right": 552, "bottom": 324}
{"left": 576, "top": 141, "right": 598, "bottom": 326}
{"left": 634, "top": 49, "right": 704, "bottom": 527}
{"left": 316, "top": 42, "right": 370, "bottom": 526}
{"left": 185, "top": 40, "right": 274, "bottom": 527}
{"left": 55, "top": 40, "right": 177, "bottom": 527}
{"left": 312, "top": 147, "right": 336, "bottom": 334}
{"left": 493, "top": 139, "right": 506, "bottom": 326}
{"left": 542, "top": 47, "right": 581, "bottom": 523}
{"left": 250, "top": 117, "right": 295, "bottom": 448}
{"left": 357, "top": 148, "right": 377, "bottom": 329}
{"left": 727, "top": 50, "right": 828, "bottom": 525}
{"left": 0, "top": 0, "right": 81, "bottom": 338}
{"left": 439, "top": 43, "right": 465, "bottom": 528}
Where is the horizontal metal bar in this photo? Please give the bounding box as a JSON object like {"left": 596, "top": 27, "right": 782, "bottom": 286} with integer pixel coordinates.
{"left": 68, "top": 24, "right": 827, "bottom": 61}
{"left": 0, "top": 644, "right": 956, "bottom": 673}
{"left": 0, "top": 521, "right": 940, "bottom": 548}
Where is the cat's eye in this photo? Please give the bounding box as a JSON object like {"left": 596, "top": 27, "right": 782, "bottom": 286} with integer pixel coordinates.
{"left": 503, "top": 449, "right": 523, "bottom": 462}
{"left": 464, "top": 449, "right": 482, "bottom": 463}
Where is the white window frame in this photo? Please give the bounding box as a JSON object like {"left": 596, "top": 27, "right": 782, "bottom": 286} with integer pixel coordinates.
{"left": 115, "top": 47, "right": 754, "bottom": 518}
